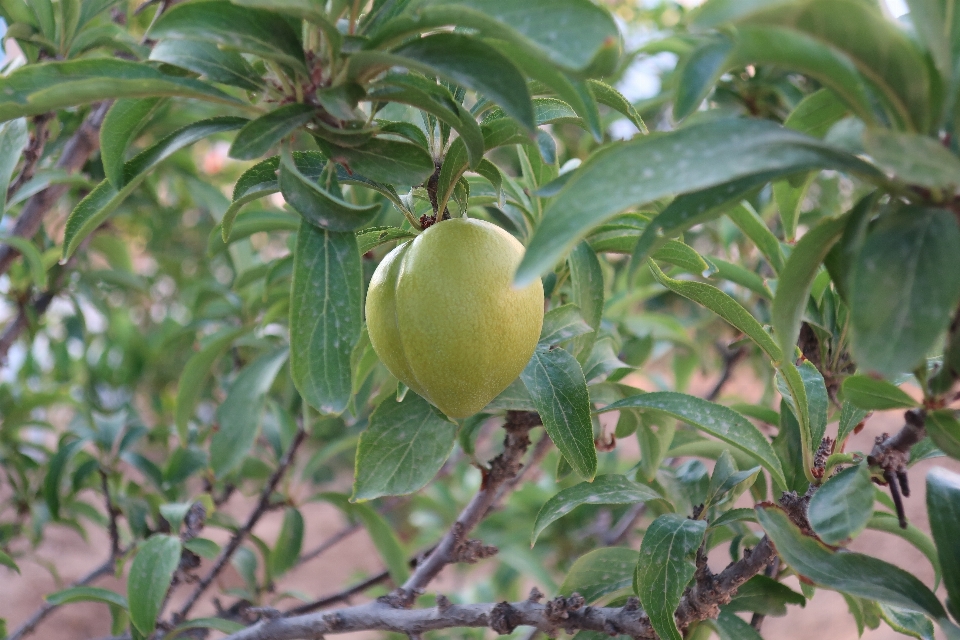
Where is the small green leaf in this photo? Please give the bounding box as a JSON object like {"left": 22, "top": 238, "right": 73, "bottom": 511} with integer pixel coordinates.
{"left": 167, "top": 617, "right": 246, "bottom": 638}
{"left": 152, "top": 1, "right": 305, "bottom": 70}
{"left": 927, "top": 467, "right": 960, "bottom": 622}
{"left": 0, "top": 236, "right": 47, "bottom": 290}
{"left": 100, "top": 98, "right": 163, "bottom": 189}
{"left": 520, "top": 346, "right": 597, "bottom": 480}
{"left": 516, "top": 118, "right": 880, "bottom": 287}
{"left": 352, "top": 393, "right": 457, "bottom": 501}
{"left": 0, "top": 59, "right": 241, "bottom": 122}
{"left": 0, "top": 550, "right": 19, "bottom": 574}
{"left": 316, "top": 136, "right": 435, "bottom": 186}
{"left": 569, "top": 241, "right": 604, "bottom": 360}
{"left": 649, "top": 260, "right": 781, "bottom": 362}
{"left": 587, "top": 79, "right": 647, "bottom": 134}
{"left": 783, "top": 88, "right": 848, "bottom": 138}
{"left": 704, "top": 450, "right": 760, "bottom": 508}
{"left": 43, "top": 437, "right": 86, "bottom": 520}
{"left": 531, "top": 475, "right": 660, "bottom": 545}
{"left": 46, "top": 586, "right": 127, "bottom": 608}
{"left": 175, "top": 327, "right": 246, "bottom": 442}
{"left": 673, "top": 35, "right": 733, "bottom": 121}
{"left": 842, "top": 375, "right": 919, "bottom": 411}
{"left": 712, "top": 608, "right": 764, "bottom": 640}
{"left": 290, "top": 222, "right": 363, "bottom": 415}
{"left": 772, "top": 215, "right": 848, "bottom": 360}
{"left": 149, "top": 38, "right": 263, "bottom": 91}
{"left": 726, "top": 202, "right": 784, "bottom": 274}
{"left": 808, "top": 463, "right": 873, "bottom": 544}
{"left": 269, "top": 507, "right": 304, "bottom": 577}
{"left": 540, "top": 304, "right": 593, "bottom": 346}
{"left": 559, "top": 547, "right": 638, "bottom": 604}
{"left": 926, "top": 410, "right": 960, "bottom": 460}
{"left": 230, "top": 104, "right": 316, "bottom": 161}
{"left": 756, "top": 505, "right": 947, "bottom": 620}
{"left": 635, "top": 513, "right": 708, "bottom": 640}
{"left": 182, "top": 537, "right": 220, "bottom": 560}
{"left": 128, "top": 535, "right": 182, "bottom": 635}
{"left": 0, "top": 118, "right": 29, "bottom": 213}
{"left": 210, "top": 347, "right": 289, "bottom": 477}
{"left": 850, "top": 206, "right": 960, "bottom": 378}
{"left": 598, "top": 392, "right": 786, "bottom": 491}
{"left": 879, "top": 604, "right": 935, "bottom": 640}
{"left": 279, "top": 148, "right": 381, "bottom": 231}
{"left": 726, "top": 575, "right": 805, "bottom": 616}
{"left": 837, "top": 400, "right": 869, "bottom": 444}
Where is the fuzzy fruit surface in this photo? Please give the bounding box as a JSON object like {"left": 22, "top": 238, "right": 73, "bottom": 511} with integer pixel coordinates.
{"left": 366, "top": 218, "right": 544, "bottom": 419}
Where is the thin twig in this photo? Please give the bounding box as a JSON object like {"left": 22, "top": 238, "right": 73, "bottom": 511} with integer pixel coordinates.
{"left": 100, "top": 469, "right": 121, "bottom": 558}
{"left": 172, "top": 427, "right": 307, "bottom": 622}
{"left": 296, "top": 523, "right": 362, "bottom": 566}
{"left": 602, "top": 502, "right": 647, "bottom": 546}
{"left": 706, "top": 343, "right": 747, "bottom": 402}
{"left": 867, "top": 408, "right": 927, "bottom": 528}
{"left": 7, "top": 113, "right": 52, "bottom": 201}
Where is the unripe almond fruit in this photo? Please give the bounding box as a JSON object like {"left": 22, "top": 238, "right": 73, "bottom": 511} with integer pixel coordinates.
{"left": 365, "top": 218, "right": 544, "bottom": 419}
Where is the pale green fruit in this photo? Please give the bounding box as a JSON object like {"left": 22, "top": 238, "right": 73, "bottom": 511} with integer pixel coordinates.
{"left": 365, "top": 218, "right": 544, "bottom": 419}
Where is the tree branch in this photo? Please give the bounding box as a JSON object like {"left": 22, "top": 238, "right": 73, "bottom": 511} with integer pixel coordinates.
{"left": 172, "top": 427, "right": 307, "bottom": 622}
{"left": 399, "top": 410, "right": 540, "bottom": 595}
{"left": 7, "top": 113, "right": 52, "bottom": 201}
{"left": 867, "top": 408, "right": 926, "bottom": 528}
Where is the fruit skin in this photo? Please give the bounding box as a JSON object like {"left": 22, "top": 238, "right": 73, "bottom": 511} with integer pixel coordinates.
{"left": 366, "top": 218, "right": 544, "bottom": 419}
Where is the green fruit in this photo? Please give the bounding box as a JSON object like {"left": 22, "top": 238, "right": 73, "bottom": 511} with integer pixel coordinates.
{"left": 365, "top": 218, "right": 544, "bottom": 419}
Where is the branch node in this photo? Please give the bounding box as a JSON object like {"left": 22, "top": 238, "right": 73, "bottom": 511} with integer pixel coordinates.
{"left": 436, "top": 594, "right": 453, "bottom": 612}
{"left": 528, "top": 587, "right": 545, "bottom": 603}
{"left": 490, "top": 602, "right": 521, "bottom": 635}
{"left": 622, "top": 596, "right": 640, "bottom": 612}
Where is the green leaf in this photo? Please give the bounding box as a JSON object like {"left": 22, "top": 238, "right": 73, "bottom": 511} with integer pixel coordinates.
{"left": 520, "top": 346, "right": 597, "bottom": 480}
{"left": 63, "top": 116, "right": 247, "bottom": 259}
{"left": 783, "top": 88, "right": 849, "bottom": 138}
{"left": 389, "top": 33, "right": 534, "bottom": 132}
{"left": 841, "top": 375, "right": 919, "bottom": 411}
{"left": 128, "top": 535, "right": 182, "bottom": 635}
{"left": 0, "top": 59, "right": 241, "bottom": 122}
{"left": 649, "top": 260, "right": 781, "bottom": 361}
{"left": 879, "top": 604, "right": 936, "bottom": 640}
{"left": 290, "top": 222, "right": 363, "bottom": 415}
{"left": 0, "top": 236, "right": 47, "bottom": 290}
{"left": 808, "top": 463, "right": 873, "bottom": 544}
{"left": 210, "top": 347, "right": 289, "bottom": 477}
{"left": 927, "top": 467, "right": 960, "bottom": 622}
{"left": 484, "top": 378, "right": 536, "bottom": 412}
{"left": 149, "top": 38, "right": 263, "bottom": 91}
{"left": 515, "top": 118, "right": 880, "bottom": 286}
{"left": 43, "top": 437, "right": 85, "bottom": 520}
{"left": 182, "top": 537, "right": 220, "bottom": 560}
{"left": 279, "top": 149, "right": 381, "bottom": 232}
{"left": 352, "top": 393, "right": 457, "bottom": 501}
{"left": 726, "top": 202, "right": 784, "bottom": 274}
{"left": 230, "top": 104, "right": 316, "bottom": 161}
{"left": 167, "top": 617, "right": 246, "bottom": 638}
{"left": 587, "top": 79, "right": 647, "bottom": 134}
{"left": 0, "top": 118, "right": 28, "bottom": 214}
{"left": 369, "top": 0, "right": 619, "bottom": 73}
{"left": 867, "top": 512, "right": 942, "bottom": 588}
{"left": 635, "top": 513, "right": 708, "bottom": 640}
{"left": 540, "top": 304, "right": 593, "bottom": 346}
{"left": 772, "top": 215, "right": 848, "bottom": 359}
{"left": 905, "top": 0, "right": 953, "bottom": 78}
{"left": 531, "top": 475, "right": 660, "bottom": 545}
{"left": 726, "top": 575, "right": 805, "bottom": 616}
{"left": 712, "top": 608, "right": 764, "bottom": 640}
{"left": 569, "top": 241, "right": 604, "bottom": 359}
{"left": 598, "top": 392, "right": 787, "bottom": 491}
{"left": 742, "top": 0, "right": 931, "bottom": 131}
{"left": 316, "top": 136, "right": 435, "bottom": 186}
{"left": 560, "top": 547, "right": 638, "bottom": 604}
{"left": 152, "top": 1, "right": 305, "bottom": 70}
{"left": 864, "top": 130, "right": 960, "bottom": 189}
{"left": 756, "top": 505, "right": 947, "bottom": 620}
{"left": 175, "top": 327, "right": 246, "bottom": 442}
{"left": 705, "top": 450, "right": 760, "bottom": 508}
{"left": 837, "top": 400, "right": 869, "bottom": 445}
{"left": 850, "top": 206, "right": 960, "bottom": 378}
{"left": 46, "top": 586, "right": 127, "bottom": 608}
{"left": 0, "top": 549, "right": 19, "bottom": 574}
{"left": 100, "top": 99, "right": 163, "bottom": 189}
{"left": 927, "top": 410, "right": 960, "bottom": 459}
{"left": 269, "top": 507, "right": 304, "bottom": 577}
{"left": 673, "top": 35, "right": 734, "bottom": 121}
{"left": 317, "top": 493, "right": 409, "bottom": 584}
{"left": 773, "top": 175, "right": 815, "bottom": 242}
{"left": 232, "top": 0, "right": 342, "bottom": 56}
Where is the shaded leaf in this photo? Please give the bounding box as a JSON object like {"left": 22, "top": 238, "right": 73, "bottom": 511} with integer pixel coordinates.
{"left": 842, "top": 375, "right": 918, "bottom": 411}
{"left": 927, "top": 467, "right": 960, "bottom": 622}
{"left": 149, "top": 38, "right": 263, "bottom": 91}
{"left": 808, "top": 464, "right": 873, "bottom": 544}
{"left": 352, "top": 393, "right": 456, "bottom": 501}
{"left": 230, "top": 104, "right": 316, "bottom": 161}
{"left": 128, "top": 535, "right": 182, "bottom": 635}
{"left": 532, "top": 475, "right": 660, "bottom": 545}
{"left": 560, "top": 547, "right": 638, "bottom": 604}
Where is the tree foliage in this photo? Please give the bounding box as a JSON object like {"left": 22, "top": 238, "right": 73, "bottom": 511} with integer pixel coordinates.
{"left": 0, "top": 1, "right": 959, "bottom": 639}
